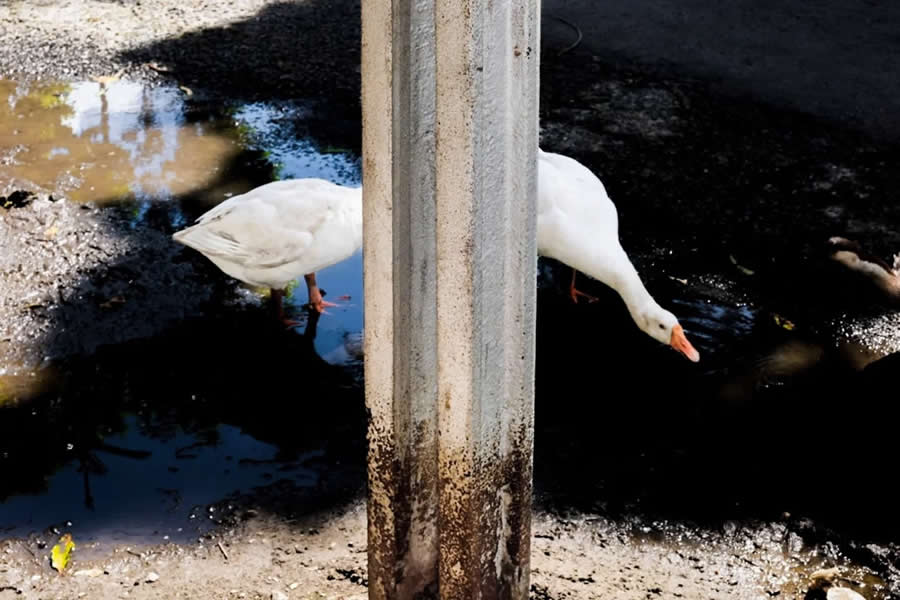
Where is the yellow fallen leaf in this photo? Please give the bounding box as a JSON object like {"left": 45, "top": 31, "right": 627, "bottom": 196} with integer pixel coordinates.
{"left": 51, "top": 533, "right": 75, "bottom": 573}
{"left": 729, "top": 254, "right": 755, "bottom": 276}
{"left": 773, "top": 314, "right": 795, "bottom": 331}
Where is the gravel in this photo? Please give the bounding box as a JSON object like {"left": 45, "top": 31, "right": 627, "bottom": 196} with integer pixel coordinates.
{"left": 0, "top": 0, "right": 361, "bottom": 106}
{"left": 0, "top": 190, "right": 222, "bottom": 373}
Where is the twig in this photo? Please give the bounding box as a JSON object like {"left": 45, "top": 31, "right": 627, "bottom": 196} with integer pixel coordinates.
{"left": 548, "top": 15, "right": 583, "bottom": 56}
{"left": 217, "top": 541, "right": 229, "bottom": 561}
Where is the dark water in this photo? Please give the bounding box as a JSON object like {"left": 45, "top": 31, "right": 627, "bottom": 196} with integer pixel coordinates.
{"left": 534, "top": 260, "right": 900, "bottom": 547}
{"left": 0, "top": 307, "right": 367, "bottom": 550}
{"left": 0, "top": 415, "right": 309, "bottom": 544}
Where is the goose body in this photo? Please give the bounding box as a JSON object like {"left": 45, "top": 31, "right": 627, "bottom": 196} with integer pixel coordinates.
{"left": 174, "top": 150, "right": 699, "bottom": 361}
{"left": 173, "top": 178, "right": 362, "bottom": 317}
{"left": 537, "top": 148, "right": 699, "bottom": 362}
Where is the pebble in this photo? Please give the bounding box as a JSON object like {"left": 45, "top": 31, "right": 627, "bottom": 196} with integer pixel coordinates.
{"left": 271, "top": 592, "right": 288, "bottom": 600}
{"left": 145, "top": 572, "right": 160, "bottom": 583}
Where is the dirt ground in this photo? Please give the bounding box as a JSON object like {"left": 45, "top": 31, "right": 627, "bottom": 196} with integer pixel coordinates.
{"left": 2, "top": 492, "right": 891, "bottom": 600}
{"left": 2, "top": 0, "right": 900, "bottom": 599}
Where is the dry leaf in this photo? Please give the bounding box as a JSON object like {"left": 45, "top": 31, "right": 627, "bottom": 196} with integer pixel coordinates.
{"left": 773, "top": 314, "right": 795, "bottom": 331}
{"left": 729, "top": 254, "right": 755, "bottom": 276}
{"left": 51, "top": 533, "right": 75, "bottom": 573}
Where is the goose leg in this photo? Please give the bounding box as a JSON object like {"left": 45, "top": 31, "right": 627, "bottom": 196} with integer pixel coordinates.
{"left": 271, "top": 288, "right": 304, "bottom": 328}
{"left": 569, "top": 268, "right": 599, "bottom": 304}
{"left": 304, "top": 273, "right": 340, "bottom": 314}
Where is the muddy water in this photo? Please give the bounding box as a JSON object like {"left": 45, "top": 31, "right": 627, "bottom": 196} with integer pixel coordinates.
{"left": 2, "top": 78, "right": 241, "bottom": 207}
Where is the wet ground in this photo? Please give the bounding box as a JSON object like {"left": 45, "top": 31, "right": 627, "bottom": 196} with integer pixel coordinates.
{"left": 2, "top": 0, "right": 900, "bottom": 598}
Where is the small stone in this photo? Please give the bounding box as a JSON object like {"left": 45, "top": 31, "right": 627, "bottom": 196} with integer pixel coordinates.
{"left": 145, "top": 572, "right": 160, "bottom": 583}
{"left": 271, "top": 592, "right": 288, "bottom": 600}
{"left": 288, "top": 582, "right": 299, "bottom": 590}
{"left": 74, "top": 568, "right": 104, "bottom": 577}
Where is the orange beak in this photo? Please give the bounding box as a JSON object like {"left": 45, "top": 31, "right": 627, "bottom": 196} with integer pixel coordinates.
{"left": 670, "top": 324, "right": 700, "bottom": 363}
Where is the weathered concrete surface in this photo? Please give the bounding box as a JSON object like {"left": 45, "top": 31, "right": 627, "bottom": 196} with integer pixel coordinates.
{"left": 433, "top": 0, "right": 539, "bottom": 598}
{"left": 541, "top": 0, "right": 900, "bottom": 143}
{"left": 362, "top": 0, "right": 539, "bottom": 597}
{"left": 360, "top": 0, "right": 398, "bottom": 598}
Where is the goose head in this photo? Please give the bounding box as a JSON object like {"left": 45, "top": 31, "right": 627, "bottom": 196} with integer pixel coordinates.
{"left": 634, "top": 303, "right": 700, "bottom": 362}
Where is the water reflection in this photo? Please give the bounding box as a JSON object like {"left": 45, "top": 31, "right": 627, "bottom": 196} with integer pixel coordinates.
{"left": 0, "top": 415, "right": 298, "bottom": 546}
{"left": 0, "top": 307, "right": 366, "bottom": 549}
{"left": 0, "top": 78, "right": 361, "bottom": 218}
{"left": 1, "top": 78, "right": 240, "bottom": 209}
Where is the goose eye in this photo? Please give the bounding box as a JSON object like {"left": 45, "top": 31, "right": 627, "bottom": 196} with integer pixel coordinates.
{"left": 658, "top": 323, "right": 665, "bottom": 330}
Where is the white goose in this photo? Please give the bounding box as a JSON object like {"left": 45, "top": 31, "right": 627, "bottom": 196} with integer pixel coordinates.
{"left": 537, "top": 148, "right": 699, "bottom": 362}
{"left": 173, "top": 178, "right": 362, "bottom": 322}
{"left": 173, "top": 149, "right": 699, "bottom": 362}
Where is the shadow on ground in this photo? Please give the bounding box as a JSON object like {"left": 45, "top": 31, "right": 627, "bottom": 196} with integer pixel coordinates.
{"left": 118, "top": 0, "right": 363, "bottom": 155}
{"left": 533, "top": 260, "right": 900, "bottom": 548}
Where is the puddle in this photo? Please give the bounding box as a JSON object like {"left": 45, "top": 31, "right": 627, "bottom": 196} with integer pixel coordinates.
{"left": 0, "top": 77, "right": 365, "bottom": 544}
{"left": 0, "top": 415, "right": 321, "bottom": 548}
{"left": 2, "top": 78, "right": 242, "bottom": 209}
{"left": 0, "top": 310, "right": 366, "bottom": 549}
{"left": 0, "top": 77, "right": 360, "bottom": 213}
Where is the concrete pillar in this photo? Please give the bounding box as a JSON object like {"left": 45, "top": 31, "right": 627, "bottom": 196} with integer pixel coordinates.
{"left": 361, "top": 0, "right": 539, "bottom": 597}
